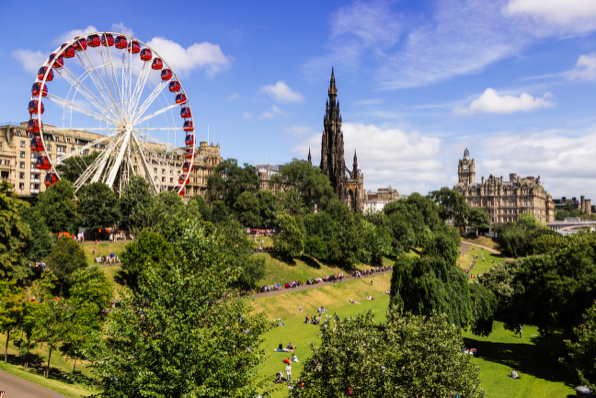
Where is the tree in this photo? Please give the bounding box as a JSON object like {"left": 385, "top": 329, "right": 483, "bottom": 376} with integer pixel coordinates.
{"left": 363, "top": 221, "right": 392, "bottom": 265}
{"left": 69, "top": 266, "right": 112, "bottom": 312}
{"left": 120, "top": 230, "right": 174, "bottom": 290}
{"left": 78, "top": 182, "right": 120, "bottom": 232}
{"left": 188, "top": 194, "right": 212, "bottom": 222}
{"left": 428, "top": 187, "right": 470, "bottom": 228}
{"left": 468, "top": 208, "right": 490, "bottom": 236}
{"left": 56, "top": 151, "right": 101, "bottom": 183}
{"left": 207, "top": 159, "right": 260, "bottom": 207}
{"left": 21, "top": 207, "right": 55, "bottom": 262}
{"left": 561, "top": 300, "right": 596, "bottom": 391}
{"left": 146, "top": 190, "right": 185, "bottom": 236}
{"left": 292, "top": 310, "right": 484, "bottom": 398}
{"left": 0, "top": 281, "right": 27, "bottom": 363}
{"left": 119, "top": 175, "right": 153, "bottom": 232}
{"left": 211, "top": 200, "right": 230, "bottom": 224}
{"left": 46, "top": 236, "right": 87, "bottom": 294}
{"left": 257, "top": 190, "right": 277, "bottom": 228}
{"left": 34, "top": 179, "right": 78, "bottom": 234}
{"left": 0, "top": 181, "right": 31, "bottom": 281}
{"left": 273, "top": 214, "right": 304, "bottom": 257}
{"left": 85, "top": 222, "right": 270, "bottom": 397}
{"left": 233, "top": 191, "right": 260, "bottom": 228}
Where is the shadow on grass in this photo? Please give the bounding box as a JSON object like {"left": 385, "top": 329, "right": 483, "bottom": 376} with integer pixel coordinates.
{"left": 463, "top": 333, "right": 575, "bottom": 388}
{"left": 4, "top": 353, "right": 94, "bottom": 386}
{"left": 269, "top": 252, "right": 297, "bottom": 266}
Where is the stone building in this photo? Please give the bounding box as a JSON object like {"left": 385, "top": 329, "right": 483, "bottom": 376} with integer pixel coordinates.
{"left": 256, "top": 164, "right": 280, "bottom": 192}
{"left": 0, "top": 122, "right": 221, "bottom": 200}
{"left": 318, "top": 69, "right": 364, "bottom": 212}
{"left": 363, "top": 187, "right": 400, "bottom": 213}
{"left": 553, "top": 196, "right": 593, "bottom": 215}
{"left": 454, "top": 148, "right": 555, "bottom": 225}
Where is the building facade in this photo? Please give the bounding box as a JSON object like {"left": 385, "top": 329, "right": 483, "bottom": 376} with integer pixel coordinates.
{"left": 363, "top": 187, "right": 400, "bottom": 213}
{"left": 553, "top": 196, "right": 593, "bottom": 215}
{"left": 0, "top": 122, "right": 221, "bottom": 199}
{"left": 319, "top": 69, "right": 364, "bottom": 212}
{"left": 454, "top": 148, "right": 555, "bottom": 225}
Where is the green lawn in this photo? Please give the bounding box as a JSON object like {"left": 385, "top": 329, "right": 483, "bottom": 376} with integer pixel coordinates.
{"left": 81, "top": 241, "right": 129, "bottom": 265}
{"left": 459, "top": 244, "right": 504, "bottom": 280}
{"left": 463, "top": 236, "right": 501, "bottom": 251}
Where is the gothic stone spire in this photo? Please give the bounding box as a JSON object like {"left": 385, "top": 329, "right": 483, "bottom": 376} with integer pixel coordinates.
{"left": 308, "top": 147, "right": 312, "bottom": 164}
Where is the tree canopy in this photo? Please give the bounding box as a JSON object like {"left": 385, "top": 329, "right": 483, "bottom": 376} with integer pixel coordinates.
{"left": 0, "top": 181, "right": 31, "bottom": 280}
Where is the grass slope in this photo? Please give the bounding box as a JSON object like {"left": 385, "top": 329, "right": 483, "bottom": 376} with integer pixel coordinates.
{"left": 81, "top": 241, "right": 128, "bottom": 265}
{"left": 458, "top": 244, "right": 504, "bottom": 279}
{"left": 463, "top": 236, "right": 501, "bottom": 251}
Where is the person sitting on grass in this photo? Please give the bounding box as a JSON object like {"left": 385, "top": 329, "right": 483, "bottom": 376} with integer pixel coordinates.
{"left": 510, "top": 368, "right": 520, "bottom": 379}
{"left": 349, "top": 299, "right": 360, "bottom": 304}
{"left": 292, "top": 353, "right": 299, "bottom": 362}
{"left": 287, "top": 342, "right": 294, "bottom": 350}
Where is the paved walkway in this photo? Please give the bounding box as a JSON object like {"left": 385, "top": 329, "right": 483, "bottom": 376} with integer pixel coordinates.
{"left": 461, "top": 240, "right": 502, "bottom": 255}
{"left": 0, "top": 369, "right": 69, "bottom": 398}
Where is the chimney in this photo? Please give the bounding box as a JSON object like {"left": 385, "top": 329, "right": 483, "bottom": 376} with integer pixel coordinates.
{"left": 510, "top": 173, "right": 517, "bottom": 182}
{"left": 481, "top": 176, "right": 484, "bottom": 184}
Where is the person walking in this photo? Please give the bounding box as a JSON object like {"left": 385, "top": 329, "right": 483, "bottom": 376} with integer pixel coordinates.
{"left": 286, "top": 363, "right": 292, "bottom": 385}
{"left": 518, "top": 324, "right": 523, "bottom": 338}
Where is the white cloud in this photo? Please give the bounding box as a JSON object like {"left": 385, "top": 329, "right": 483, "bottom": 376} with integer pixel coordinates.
{"left": 242, "top": 111, "right": 253, "bottom": 120}
{"left": 146, "top": 37, "right": 232, "bottom": 77}
{"left": 285, "top": 125, "right": 312, "bottom": 135}
{"left": 227, "top": 93, "right": 240, "bottom": 101}
{"left": 12, "top": 49, "right": 47, "bottom": 74}
{"left": 294, "top": 122, "right": 445, "bottom": 194}
{"left": 56, "top": 25, "right": 98, "bottom": 44}
{"left": 303, "top": 1, "right": 401, "bottom": 78}
{"left": 470, "top": 128, "right": 596, "bottom": 198}
{"left": 455, "top": 88, "right": 555, "bottom": 114}
{"left": 505, "top": 0, "right": 596, "bottom": 33}
{"left": 111, "top": 23, "right": 134, "bottom": 37}
{"left": 565, "top": 53, "right": 596, "bottom": 81}
{"left": 259, "top": 81, "right": 304, "bottom": 103}
{"left": 353, "top": 99, "right": 385, "bottom": 106}
{"left": 259, "top": 105, "right": 286, "bottom": 120}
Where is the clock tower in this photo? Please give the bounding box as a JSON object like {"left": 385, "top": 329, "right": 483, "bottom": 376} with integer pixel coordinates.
{"left": 458, "top": 147, "right": 475, "bottom": 185}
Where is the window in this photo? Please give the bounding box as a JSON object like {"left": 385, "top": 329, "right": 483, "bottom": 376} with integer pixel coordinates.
{"left": 47, "top": 144, "right": 52, "bottom": 151}
{"left": 83, "top": 149, "right": 89, "bottom": 155}
{"left": 20, "top": 141, "right": 25, "bottom": 148}
{"left": 19, "top": 162, "right": 25, "bottom": 169}
{"left": 66, "top": 138, "right": 71, "bottom": 143}
{"left": 0, "top": 171, "right": 8, "bottom": 179}
{"left": 170, "top": 178, "right": 173, "bottom": 183}
{"left": 162, "top": 177, "right": 165, "bottom": 182}
{"left": 0, "top": 142, "right": 2, "bottom": 150}
{"left": 162, "top": 168, "right": 165, "bottom": 174}
{"left": 18, "top": 183, "right": 24, "bottom": 190}
{"left": 19, "top": 172, "right": 25, "bottom": 179}
{"left": 71, "top": 148, "right": 75, "bottom": 153}
{"left": 4, "top": 160, "right": 9, "bottom": 166}
{"left": 57, "top": 145, "right": 66, "bottom": 154}
{"left": 154, "top": 168, "right": 157, "bottom": 173}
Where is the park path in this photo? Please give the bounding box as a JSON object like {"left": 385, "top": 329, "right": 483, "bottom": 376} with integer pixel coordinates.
{"left": 0, "top": 369, "right": 70, "bottom": 398}
{"left": 461, "top": 240, "right": 502, "bottom": 255}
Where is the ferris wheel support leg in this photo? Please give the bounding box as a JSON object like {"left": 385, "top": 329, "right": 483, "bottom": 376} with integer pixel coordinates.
{"left": 105, "top": 129, "right": 133, "bottom": 188}
{"left": 131, "top": 133, "right": 160, "bottom": 195}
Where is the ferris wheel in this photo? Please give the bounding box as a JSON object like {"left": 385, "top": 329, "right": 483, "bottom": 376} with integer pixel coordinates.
{"left": 28, "top": 31, "right": 195, "bottom": 196}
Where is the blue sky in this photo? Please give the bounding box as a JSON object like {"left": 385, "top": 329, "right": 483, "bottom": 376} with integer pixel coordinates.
{"left": 2, "top": 0, "right": 596, "bottom": 198}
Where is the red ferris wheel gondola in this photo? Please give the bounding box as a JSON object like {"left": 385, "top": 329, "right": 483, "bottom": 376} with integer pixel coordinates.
{"left": 87, "top": 34, "right": 100, "bottom": 47}
{"left": 161, "top": 69, "right": 173, "bottom": 81}
{"left": 169, "top": 81, "right": 180, "bottom": 92}
{"left": 37, "top": 66, "right": 53, "bottom": 81}
{"left": 49, "top": 53, "right": 63, "bottom": 69}
{"left": 73, "top": 37, "right": 87, "bottom": 51}
{"left": 140, "top": 48, "right": 152, "bottom": 61}
{"left": 183, "top": 121, "right": 194, "bottom": 132}
{"left": 174, "top": 185, "right": 185, "bottom": 196}
{"left": 44, "top": 173, "right": 59, "bottom": 187}
{"left": 115, "top": 35, "right": 127, "bottom": 49}
{"left": 184, "top": 148, "right": 193, "bottom": 159}
{"left": 151, "top": 58, "right": 163, "bottom": 70}
{"left": 28, "top": 100, "right": 44, "bottom": 114}
{"left": 101, "top": 33, "right": 114, "bottom": 47}
{"left": 176, "top": 93, "right": 187, "bottom": 104}
{"left": 31, "top": 83, "right": 47, "bottom": 97}
{"left": 35, "top": 155, "right": 51, "bottom": 170}
{"left": 180, "top": 107, "right": 191, "bottom": 118}
{"left": 178, "top": 174, "right": 187, "bottom": 184}
{"left": 61, "top": 46, "right": 75, "bottom": 58}
{"left": 128, "top": 40, "right": 140, "bottom": 54}
{"left": 182, "top": 162, "right": 190, "bottom": 173}
{"left": 185, "top": 134, "right": 194, "bottom": 146}
{"left": 30, "top": 137, "right": 44, "bottom": 152}
{"left": 27, "top": 119, "right": 42, "bottom": 133}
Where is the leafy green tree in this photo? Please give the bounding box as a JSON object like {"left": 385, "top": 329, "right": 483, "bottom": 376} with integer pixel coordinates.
{"left": 46, "top": 236, "right": 87, "bottom": 294}
{"left": 34, "top": 179, "right": 78, "bottom": 234}
{"left": 363, "top": 221, "right": 392, "bottom": 264}
{"left": 0, "top": 280, "right": 27, "bottom": 363}
{"left": 292, "top": 310, "right": 484, "bottom": 398}
{"left": 428, "top": 187, "right": 470, "bottom": 228}
{"left": 233, "top": 191, "right": 260, "bottom": 228}
{"left": 304, "top": 236, "right": 329, "bottom": 261}
{"left": 207, "top": 159, "right": 260, "bottom": 207}
{"left": 257, "top": 190, "right": 277, "bottom": 228}
{"left": 85, "top": 222, "right": 270, "bottom": 397}
{"left": 120, "top": 230, "right": 174, "bottom": 290}
{"left": 56, "top": 151, "right": 101, "bottom": 183}
{"left": 146, "top": 190, "right": 185, "bottom": 236}
{"left": 69, "top": 266, "right": 112, "bottom": 312}
{"left": 119, "top": 175, "right": 153, "bottom": 232}
{"left": 0, "top": 181, "right": 31, "bottom": 281}
{"left": 495, "top": 213, "right": 550, "bottom": 257}
{"left": 561, "top": 300, "right": 596, "bottom": 391}
{"left": 21, "top": 208, "right": 55, "bottom": 262}
{"left": 188, "top": 194, "right": 212, "bottom": 222}
{"left": 468, "top": 208, "right": 490, "bottom": 236}
{"left": 211, "top": 200, "right": 230, "bottom": 224}
{"left": 274, "top": 214, "right": 304, "bottom": 257}
{"left": 78, "top": 182, "right": 120, "bottom": 232}
{"left": 469, "top": 283, "right": 497, "bottom": 337}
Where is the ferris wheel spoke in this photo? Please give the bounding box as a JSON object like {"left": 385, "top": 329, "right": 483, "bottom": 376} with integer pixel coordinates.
{"left": 133, "top": 130, "right": 181, "bottom": 150}
{"left": 76, "top": 51, "right": 122, "bottom": 122}
{"left": 132, "top": 80, "right": 170, "bottom": 121}
{"left": 131, "top": 133, "right": 160, "bottom": 195}
{"left": 46, "top": 93, "right": 116, "bottom": 125}
{"left": 54, "top": 65, "right": 113, "bottom": 119}
{"left": 88, "top": 133, "right": 126, "bottom": 184}
{"left": 97, "top": 46, "right": 122, "bottom": 113}
{"left": 105, "top": 129, "right": 133, "bottom": 187}
{"left": 133, "top": 103, "right": 179, "bottom": 125}
{"left": 58, "top": 130, "right": 119, "bottom": 162}
{"left": 129, "top": 62, "right": 152, "bottom": 119}
{"left": 103, "top": 42, "right": 124, "bottom": 114}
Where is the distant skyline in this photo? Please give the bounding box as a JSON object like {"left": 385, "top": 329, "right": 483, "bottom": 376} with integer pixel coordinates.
{"left": 2, "top": 0, "right": 596, "bottom": 198}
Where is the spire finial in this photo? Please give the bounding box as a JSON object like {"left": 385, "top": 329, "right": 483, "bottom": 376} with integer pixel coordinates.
{"left": 308, "top": 147, "right": 312, "bottom": 164}
{"left": 354, "top": 149, "right": 358, "bottom": 163}
{"left": 330, "top": 67, "right": 336, "bottom": 89}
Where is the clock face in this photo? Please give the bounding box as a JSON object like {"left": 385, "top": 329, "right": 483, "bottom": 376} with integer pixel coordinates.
{"left": 463, "top": 165, "right": 468, "bottom": 170}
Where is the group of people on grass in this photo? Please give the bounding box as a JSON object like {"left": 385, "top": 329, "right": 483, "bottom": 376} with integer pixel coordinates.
{"left": 353, "top": 266, "right": 391, "bottom": 279}
{"left": 93, "top": 250, "right": 120, "bottom": 265}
